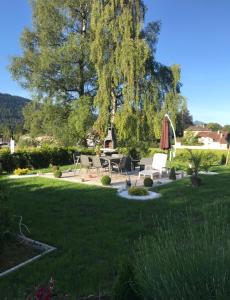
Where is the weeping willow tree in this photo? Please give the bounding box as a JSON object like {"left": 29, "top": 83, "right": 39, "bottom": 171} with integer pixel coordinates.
{"left": 163, "top": 64, "right": 186, "bottom": 127}
{"left": 91, "top": 0, "right": 150, "bottom": 141}
{"left": 91, "top": 0, "right": 185, "bottom": 146}
{"left": 10, "top": 0, "right": 187, "bottom": 147}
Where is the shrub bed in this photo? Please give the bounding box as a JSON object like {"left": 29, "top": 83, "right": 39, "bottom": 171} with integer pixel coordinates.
{"left": 14, "top": 168, "right": 30, "bottom": 176}
{"left": 128, "top": 187, "right": 148, "bottom": 196}
{"left": 170, "top": 149, "right": 229, "bottom": 170}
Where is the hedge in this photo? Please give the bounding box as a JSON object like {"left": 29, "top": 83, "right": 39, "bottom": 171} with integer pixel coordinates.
{"left": 0, "top": 146, "right": 228, "bottom": 173}
{"left": 0, "top": 147, "right": 95, "bottom": 173}
{"left": 169, "top": 149, "right": 229, "bottom": 170}
{"left": 126, "top": 147, "right": 229, "bottom": 170}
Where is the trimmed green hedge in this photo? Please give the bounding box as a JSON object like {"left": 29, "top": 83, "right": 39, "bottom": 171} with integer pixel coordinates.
{"left": 170, "top": 149, "right": 229, "bottom": 170}
{"left": 0, "top": 146, "right": 228, "bottom": 173}
{"left": 0, "top": 147, "right": 95, "bottom": 173}
{"left": 119, "top": 147, "right": 229, "bottom": 170}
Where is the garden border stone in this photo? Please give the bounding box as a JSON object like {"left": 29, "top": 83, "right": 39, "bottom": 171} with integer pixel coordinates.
{"left": 118, "top": 190, "right": 161, "bottom": 201}
{"left": 0, "top": 235, "right": 56, "bottom": 278}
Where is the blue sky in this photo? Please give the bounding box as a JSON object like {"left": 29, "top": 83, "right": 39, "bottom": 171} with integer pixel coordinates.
{"left": 0, "top": 1, "right": 229, "bottom": 125}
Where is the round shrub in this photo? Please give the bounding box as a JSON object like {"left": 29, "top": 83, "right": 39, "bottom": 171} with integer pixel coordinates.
{"left": 52, "top": 165, "right": 59, "bottom": 172}
{"left": 53, "top": 170, "right": 62, "bottom": 178}
{"left": 143, "top": 177, "right": 153, "bottom": 187}
{"left": 128, "top": 187, "right": 148, "bottom": 196}
{"left": 169, "top": 167, "right": 176, "bottom": 180}
{"left": 101, "top": 175, "right": 111, "bottom": 186}
{"left": 186, "top": 167, "right": 193, "bottom": 175}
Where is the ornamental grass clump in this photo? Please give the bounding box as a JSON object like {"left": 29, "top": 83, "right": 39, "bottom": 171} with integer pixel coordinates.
{"left": 187, "top": 150, "right": 203, "bottom": 187}
{"left": 128, "top": 187, "right": 148, "bottom": 196}
{"left": 134, "top": 220, "right": 230, "bottom": 300}
{"left": 101, "top": 175, "right": 111, "bottom": 186}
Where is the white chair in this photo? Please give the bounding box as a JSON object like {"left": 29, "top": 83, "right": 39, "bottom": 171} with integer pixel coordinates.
{"left": 138, "top": 153, "right": 168, "bottom": 180}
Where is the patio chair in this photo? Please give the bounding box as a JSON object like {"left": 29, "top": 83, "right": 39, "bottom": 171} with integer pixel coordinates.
{"left": 111, "top": 156, "right": 132, "bottom": 174}
{"left": 138, "top": 153, "right": 168, "bottom": 179}
{"left": 73, "top": 153, "right": 80, "bottom": 175}
{"left": 138, "top": 157, "right": 153, "bottom": 171}
{"left": 92, "top": 156, "right": 109, "bottom": 173}
{"left": 80, "top": 155, "right": 92, "bottom": 172}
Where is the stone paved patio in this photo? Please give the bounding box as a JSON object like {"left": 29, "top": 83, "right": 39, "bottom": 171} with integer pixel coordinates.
{"left": 40, "top": 169, "right": 183, "bottom": 189}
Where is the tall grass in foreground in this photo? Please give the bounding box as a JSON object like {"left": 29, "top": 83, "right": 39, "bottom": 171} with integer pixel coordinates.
{"left": 134, "top": 220, "right": 230, "bottom": 300}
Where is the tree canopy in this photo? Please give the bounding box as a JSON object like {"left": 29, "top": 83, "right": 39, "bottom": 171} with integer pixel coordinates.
{"left": 10, "top": 0, "right": 187, "bottom": 147}
{"left": 207, "top": 122, "right": 222, "bottom": 132}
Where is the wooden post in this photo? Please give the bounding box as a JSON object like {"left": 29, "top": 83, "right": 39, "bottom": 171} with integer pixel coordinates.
{"left": 226, "top": 147, "right": 230, "bottom": 166}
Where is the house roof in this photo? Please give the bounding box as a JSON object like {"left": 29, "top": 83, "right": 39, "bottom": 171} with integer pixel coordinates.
{"left": 185, "top": 126, "right": 211, "bottom": 132}
{"left": 197, "top": 131, "right": 229, "bottom": 144}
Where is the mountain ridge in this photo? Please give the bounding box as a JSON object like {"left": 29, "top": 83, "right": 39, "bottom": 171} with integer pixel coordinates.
{"left": 0, "top": 92, "right": 30, "bottom": 130}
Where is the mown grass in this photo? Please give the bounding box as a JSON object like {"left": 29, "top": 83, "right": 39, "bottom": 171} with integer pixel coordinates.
{"left": 29, "top": 163, "right": 77, "bottom": 174}
{"left": 0, "top": 166, "right": 230, "bottom": 299}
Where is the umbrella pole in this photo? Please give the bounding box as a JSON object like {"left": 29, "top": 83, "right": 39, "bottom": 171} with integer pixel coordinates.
{"left": 165, "top": 114, "right": 177, "bottom": 158}
{"left": 226, "top": 147, "right": 230, "bottom": 166}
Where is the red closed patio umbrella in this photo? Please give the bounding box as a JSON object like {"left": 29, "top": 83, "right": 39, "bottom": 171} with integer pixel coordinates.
{"left": 160, "top": 116, "right": 170, "bottom": 150}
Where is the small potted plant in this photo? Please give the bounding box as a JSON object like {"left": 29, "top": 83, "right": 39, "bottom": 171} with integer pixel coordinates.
{"left": 169, "top": 167, "right": 176, "bottom": 180}
{"left": 126, "top": 176, "right": 131, "bottom": 188}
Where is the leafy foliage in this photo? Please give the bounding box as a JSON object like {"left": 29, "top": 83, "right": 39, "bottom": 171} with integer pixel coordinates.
{"left": 202, "top": 152, "right": 219, "bottom": 171}
{"left": 169, "top": 167, "right": 176, "bottom": 180}
{"left": 9, "top": 0, "right": 188, "bottom": 147}
{"left": 10, "top": 0, "right": 96, "bottom": 146}
{"left": 14, "top": 168, "right": 30, "bottom": 176}
{"left": 207, "top": 122, "right": 222, "bottom": 131}
{"left": 0, "top": 147, "right": 95, "bottom": 173}
{"left": 187, "top": 150, "right": 203, "bottom": 176}
{"left": 128, "top": 187, "right": 148, "bottom": 196}
{"left": 181, "top": 131, "right": 202, "bottom": 145}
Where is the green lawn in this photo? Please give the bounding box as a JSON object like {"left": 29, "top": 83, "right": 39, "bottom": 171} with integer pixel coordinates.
{"left": 1, "top": 166, "right": 230, "bottom": 299}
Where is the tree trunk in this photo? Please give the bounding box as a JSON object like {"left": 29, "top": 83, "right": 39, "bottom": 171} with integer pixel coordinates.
{"left": 79, "top": 61, "right": 84, "bottom": 97}
{"left": 111, "top": 87, "right": 117, "bottom": 126}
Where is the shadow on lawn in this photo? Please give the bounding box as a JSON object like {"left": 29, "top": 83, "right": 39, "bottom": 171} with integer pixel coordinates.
{"left": 1, "top": 171, "right": 230, "bottom": 298}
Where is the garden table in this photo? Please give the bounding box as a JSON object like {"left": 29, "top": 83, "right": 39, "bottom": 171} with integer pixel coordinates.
{"left": 101, "top": 156, "right": 121, "bottom": 173}
{"left": 131, "top": 158, "right": 140, "bottom": 171}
